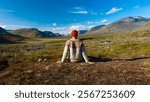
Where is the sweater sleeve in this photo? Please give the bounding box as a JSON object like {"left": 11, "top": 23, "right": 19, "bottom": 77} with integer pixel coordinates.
{"left": 61, "top": 42, "right": 69, "bottom": 62}
{"left": 81, "top": 43, "right": 89, "bottom": 63}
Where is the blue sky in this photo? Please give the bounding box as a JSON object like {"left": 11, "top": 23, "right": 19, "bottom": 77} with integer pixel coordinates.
{"left": 0, "top": 0, "right": 150, "bottom": 34}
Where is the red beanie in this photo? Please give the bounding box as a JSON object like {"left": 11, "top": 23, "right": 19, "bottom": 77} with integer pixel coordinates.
{"left": 71, "top": 30, "right": 78, "bottom": 38}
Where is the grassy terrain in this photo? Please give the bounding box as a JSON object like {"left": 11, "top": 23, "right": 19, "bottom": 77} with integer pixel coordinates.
{"left": 0, "top": 32, "right": 150, "bottom": 84}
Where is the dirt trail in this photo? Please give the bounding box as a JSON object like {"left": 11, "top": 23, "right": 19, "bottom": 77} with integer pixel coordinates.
{"left": 0, "top": 58, "right": 150, "bottom": 85}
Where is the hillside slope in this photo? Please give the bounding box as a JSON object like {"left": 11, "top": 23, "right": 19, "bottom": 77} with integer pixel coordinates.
{"left": 9, "top": 28, "right": 62, "bottom": 38}
{"left": 134, "top": 21, "right": 150, "bottom": 31}
{"left": 89, "top": 16, "right": 150, "bottom": 35}
{"left": 0, "top": 27, "right": 24, "bottom": 43}
{"left": 89, "top": 25, "right": 105, "bottom": 32}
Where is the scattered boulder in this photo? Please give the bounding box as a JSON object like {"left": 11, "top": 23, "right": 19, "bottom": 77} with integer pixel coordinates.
{"left": 38, "top": 59, "right": 43, "bottom": 62}
{"left": 25, "top": 70, "right": 34, "bottom": 73}
{"left": 100, "top": 40, "right": 113, "bottom": 44}
{"left": 45, "top": 65, "right": 51, "bottom": 70}
{"left": 43, "top": 58, "right": 47, "bottom": 61}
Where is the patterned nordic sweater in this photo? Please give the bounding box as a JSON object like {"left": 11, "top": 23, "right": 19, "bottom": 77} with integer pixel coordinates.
{"left": 61, "top": 39, "right": 89, "bottom": 62}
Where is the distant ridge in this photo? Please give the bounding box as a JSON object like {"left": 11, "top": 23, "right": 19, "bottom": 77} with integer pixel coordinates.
{"left": 79, "top": 30, "right": 88, "bottom": 34}
{"left": 9, "top": 28, "right": 63, "bottom": 38}
{"left": 89, "top": 25, "right": 105, "bottom": 32}
{"left": 0, "top": 27, "right": 24, "bottom": 43}
{"left": 89, "top": 16, "right": 150, "bottom": 35}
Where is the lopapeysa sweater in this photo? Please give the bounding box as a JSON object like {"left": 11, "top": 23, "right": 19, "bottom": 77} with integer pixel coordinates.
{"left": 61, "top": 39, "right": 89, "bottom": 63}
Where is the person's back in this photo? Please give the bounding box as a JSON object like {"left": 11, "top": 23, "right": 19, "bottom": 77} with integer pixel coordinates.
{"left": 65, "top": 38, "right": 88, "bottom": 62}
{"left": 57, "top": 30, "right": 93, "bottom": 64}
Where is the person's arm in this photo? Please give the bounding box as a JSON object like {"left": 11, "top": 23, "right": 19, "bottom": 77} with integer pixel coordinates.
{"left": 61, "top": 44, "right": 69, "bottom": 62}
{"left": 81, "top": 43, "right": 89, "bottom": 63}
{"left": 81, "top": 43, "right": 95, "bottom": 64}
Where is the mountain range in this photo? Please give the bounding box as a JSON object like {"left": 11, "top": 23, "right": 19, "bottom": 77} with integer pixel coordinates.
{"left": 8, "top": 28, "right": 63, "bottom": 38}
{"left": 1, "top": 16, "right": 150, "bottom": 43}
{"left": 0, "top": 27, "right": 24, "bottom": 43}
{"left": 0, "top": 27, "right": 63, "bottom": 43}
{"left": 88, "top": 16, "right": 150, "bottom": 34}
{"left": 89, "top": 25, "right": 105, "bottom": 32}
{"left": 79, "top": 30, "right": 88, "bottom": 34}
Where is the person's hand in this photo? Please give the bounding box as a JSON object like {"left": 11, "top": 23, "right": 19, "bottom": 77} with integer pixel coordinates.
{"left": 87, "top": 62, "right": 95, "bottom": 64}
{"left": 56, "top": 61, "right": 63, "bottom": 64}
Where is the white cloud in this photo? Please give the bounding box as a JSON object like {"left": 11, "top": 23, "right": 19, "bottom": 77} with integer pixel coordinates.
{"left": 74, "top": 7, "right": 82, "bottom": 10}
{"left": 45, "top": 24, "right": 93, "bottom": 34}
{"left": 47, "top": 26, "right": 69, "bottom": 34}
{"left": 106, "top": 7, "right": 123, "bottom": 15}
{"left": 0, "top": 9, "right": 14, "bottom": 13}
{"left": 69, "top": 7, "right": 88, "bottom": 14}
{"left": 52, "top": 23, "right": 57, "bottom": 26}
{"left": 101, "top": 19, "right": 108, "bottom": 23}
{"left": 69, "top": 10, "right": 88, "bottom": 14}
{"left": 134, "top": 5, "right": 141, "bottom": 9}
{"left": 70, "top": 25, "right": 83, "bottom": 30}
{"left": 69, "top": 24, "right": 94, "bottom": 30}
{"left": 87, "top": 21, "right": 94, "bottom": 24}
{"left": 90, "top": 11, "right": 98, "bottom": 15}
{"left": 69, "top": 7, "right": 97, "bottom": 15}
{"left": 0, "top": 24, "right": 30, "bottom": 29}
{"left": 46, "top": 19, "right": 111, "bottom": 34}
{"left": 0, "top": 24, "right": 7, "bottom": 28}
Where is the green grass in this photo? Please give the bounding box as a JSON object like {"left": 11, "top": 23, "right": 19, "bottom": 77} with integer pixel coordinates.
{"left": 1, "top": 32, "right": 150, "bottom": 66}
{"left": 82, "top": 32, "right": 150, "bottom": 59}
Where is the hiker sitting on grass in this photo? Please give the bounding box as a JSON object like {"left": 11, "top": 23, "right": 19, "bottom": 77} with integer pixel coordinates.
{"left": 57, "top": 30, "right": 94, "bottom": 64}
